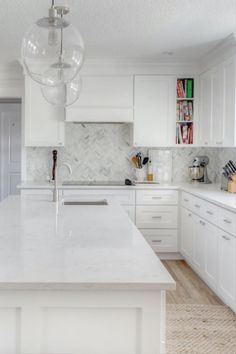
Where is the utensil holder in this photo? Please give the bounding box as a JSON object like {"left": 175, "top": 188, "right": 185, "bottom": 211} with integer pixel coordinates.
{"left": 228, "top": 174, "right": 236, "bottom": 193}
{"left": 135, "top": 168, "right": 146, "bottom": 182}
{"left": 228, "top": 181, "right": 236, "bottom": 193}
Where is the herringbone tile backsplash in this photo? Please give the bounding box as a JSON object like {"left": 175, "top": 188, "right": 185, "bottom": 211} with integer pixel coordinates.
{"left": 26, "top": 124, "right": 235, "bottom": 183}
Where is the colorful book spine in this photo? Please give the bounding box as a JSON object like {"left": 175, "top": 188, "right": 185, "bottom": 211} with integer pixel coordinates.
{"left": 177, "top": 79, "right": 185, "bottom": 98}
{"left": 187, "top": 79, "right": 193, "bottom": 98}
{"left": 188, "top": 101, "right": 193, "bottom": 118}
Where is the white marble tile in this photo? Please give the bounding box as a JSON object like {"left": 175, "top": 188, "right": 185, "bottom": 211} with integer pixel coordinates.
{"left": 26, "top": 124, "right": 236, "bottom": 183}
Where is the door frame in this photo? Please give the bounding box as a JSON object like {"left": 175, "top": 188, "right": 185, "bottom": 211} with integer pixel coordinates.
{"left": 0, "top": 100, "right": 22, "bottom": 200}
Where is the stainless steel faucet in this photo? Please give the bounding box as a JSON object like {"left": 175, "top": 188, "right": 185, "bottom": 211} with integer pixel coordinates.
{"left": 53, "top": 162, "right": 73, "bottom": 202}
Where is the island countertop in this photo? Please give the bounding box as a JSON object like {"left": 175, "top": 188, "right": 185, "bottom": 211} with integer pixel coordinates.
{"left": 0, "top": 195, "right": 175, "bottom": 291}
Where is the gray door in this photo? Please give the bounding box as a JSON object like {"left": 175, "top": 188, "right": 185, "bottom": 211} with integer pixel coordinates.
{"left": 0, "top": 104, "right": 21, "bottom": 200}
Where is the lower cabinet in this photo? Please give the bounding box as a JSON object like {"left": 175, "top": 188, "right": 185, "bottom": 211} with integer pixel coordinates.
{"left": 203, "top": 221, "right": 218, "bottom": 289}
{"left": 181, "top": 208, "right": 193, "bottom": 261}
{"left": 218, "top": 231, "right": 236, "bottom": 308}
{"left": 136, "top": 190, "right": 179, "bottom": 253}
{"left": 136, "top": 206, "right": 178, "bottom": 229}
{"left": 192, "top": 216, "right": 205, "bottom": 273}
{"left": 181, "top": 193, "right": 236, "bottom": 312}
{"left": 140, "top": 229, "right": 178, "bottom": 253}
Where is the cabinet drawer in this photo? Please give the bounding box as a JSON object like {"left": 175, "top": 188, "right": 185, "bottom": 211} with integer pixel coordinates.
{"left": 136, "top": 206, "right": 178, "bottom": 229}
{"left": 191, "top": 196, "right": 205, "bottom": 217}
{"left": 136, "top": 190, "right": 178, "bottom": 205}
{"left": 140, "top": 229, "right": 178, "bottom": 252}
{"left": 181, "top": 192, "right": 193, "bottom": 210}
{"left": 201, "top": 200, "right": 218, "bottom": 225}
{"left": 181, "top": 192, "right": 206, "bottom": 217}
{"left": 218, "top": 208, "right": 236, "bottom": 236}
{"left": 62, "top": 189, "right": 135, "bottom": 205}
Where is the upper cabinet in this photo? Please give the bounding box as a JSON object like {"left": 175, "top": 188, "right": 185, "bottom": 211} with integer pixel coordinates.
{"left": 24, "top": 76, "right": 65, "bottom": 147}
{"left": 222, "top": 57, "right": 236, "bottom": 146}
{"left": 133, "top": 75, "right": 175, "bottom": 147}
{"left": 199, "top": 71, "right": 212, "bottom": 146}
{"left": 65, "top": 75, "right": 134, "bottom": 123}
{"left": 199, "top": 56, "right": 236, "bottom": 147}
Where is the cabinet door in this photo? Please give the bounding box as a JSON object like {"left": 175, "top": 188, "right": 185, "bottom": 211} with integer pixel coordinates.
{"left": 203, "top": 221, "right": 218, "bottom": 289}
{"left": 218, "top": 231, "right": 236, "bottom": 308}
{"left": 199, "top": 72, "right": 212, "bottom": 146}
{"left": 24, "top": 76, "right": 64, "bottom": 147}
{"left": 181, "top": 207, "right": 193, "bottom": 261}
{"left": 192, "top": 216, "right": 205, "bottom": 272}
{"left": 133, "top": 75, "right": 175, "bottom": 147}
{"left": 223, "top": 57, "right": 236, "bottom": 146}
{"left": 211, "top": 67, "right": 224, "bottom": 146}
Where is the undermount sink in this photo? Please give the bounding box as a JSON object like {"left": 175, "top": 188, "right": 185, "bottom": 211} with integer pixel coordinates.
{"left": 63, "top": 200, "right": 108, "bottom": 206}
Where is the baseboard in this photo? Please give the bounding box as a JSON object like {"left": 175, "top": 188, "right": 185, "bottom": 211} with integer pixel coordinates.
{"left": 156, "top": 252, "right": 184, "bottom": 260}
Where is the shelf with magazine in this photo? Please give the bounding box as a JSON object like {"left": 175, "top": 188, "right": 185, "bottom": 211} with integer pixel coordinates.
{"left": 176, "top": 78, "right": 194, "bottom": 145}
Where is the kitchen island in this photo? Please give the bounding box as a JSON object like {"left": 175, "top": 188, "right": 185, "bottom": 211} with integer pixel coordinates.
{"left": 0, "top": 195, "right": 175, "bottom": 354}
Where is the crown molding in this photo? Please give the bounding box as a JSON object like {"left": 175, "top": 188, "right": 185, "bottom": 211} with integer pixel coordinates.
{"left": 80, "top": 59, "right": 198, "bottom": 75}
{"left": 198, "top": 33, "right": 236, "bottom": 73}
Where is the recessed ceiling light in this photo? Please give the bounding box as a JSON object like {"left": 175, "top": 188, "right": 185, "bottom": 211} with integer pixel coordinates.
{"left": 162, "top": 51, "right": 174, "bottom": 56}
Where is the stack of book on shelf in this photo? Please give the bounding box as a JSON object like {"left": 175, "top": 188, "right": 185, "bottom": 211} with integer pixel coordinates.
{"left": 177, "top": 79, "right": 193, "bottom": 98}
{"left": 176, "top": 123, "right": 193, "bottom": 144}
{"left": 176, "top": 100, "right": 193, "bottom": 121}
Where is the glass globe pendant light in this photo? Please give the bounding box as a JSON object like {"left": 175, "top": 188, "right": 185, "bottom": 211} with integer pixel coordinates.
{"left": 41, "top": 75, "right": 82, "bottom": 107}
{"left": 21, "top": 0, "right": 84, "bottom": 87}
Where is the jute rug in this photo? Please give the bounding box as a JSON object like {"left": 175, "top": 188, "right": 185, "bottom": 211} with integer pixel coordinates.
{"left": 166, "top": 304, "right": 236, "bottom": 354}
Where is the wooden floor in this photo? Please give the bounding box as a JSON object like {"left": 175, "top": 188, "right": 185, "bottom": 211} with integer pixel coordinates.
{"left": 162, "top": 260, "right": 223, "bottom": 305}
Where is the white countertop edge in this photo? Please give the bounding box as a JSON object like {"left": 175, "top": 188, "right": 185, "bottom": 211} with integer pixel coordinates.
{"left": 17, "top": 181, "right": 236, "bottom": 213}
{"left": 180, "top": 184, "right": 236, "bottom": 213}
{"left": 17, "top": 182, "right": 179, "bottom": 190}
{"left": 0, "top": 281, "right": 176, "bottom": 291}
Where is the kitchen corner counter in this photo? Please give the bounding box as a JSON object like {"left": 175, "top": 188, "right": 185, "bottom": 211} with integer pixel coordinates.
{"left": 0, "top": 195, "right": 175, "bottom": 291}
{"left": 180, "top": 183, "right": 236, "bottom": 213}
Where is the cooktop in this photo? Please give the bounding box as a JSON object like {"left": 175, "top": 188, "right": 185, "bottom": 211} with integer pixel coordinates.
{"left": 62, "top": 181, "right": 129, "bottom": 186}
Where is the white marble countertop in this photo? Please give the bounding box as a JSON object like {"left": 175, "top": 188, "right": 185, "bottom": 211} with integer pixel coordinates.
{"left": 18, "top": 181, "right": 236, "bottom": 212}
{"left": 0, "top": 195, "right": 175, "bottom": 291}
{"left": 18, "top": 181, "right": 179, "bottom": 190}
{"left": 180, "top": 183, "right": 236, "bottom": 213}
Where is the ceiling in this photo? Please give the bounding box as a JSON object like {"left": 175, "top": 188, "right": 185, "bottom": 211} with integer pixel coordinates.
{"left": 0, "top": 0, "right": 236, "bottom": 64}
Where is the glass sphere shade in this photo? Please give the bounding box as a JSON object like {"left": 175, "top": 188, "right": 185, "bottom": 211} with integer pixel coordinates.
{"left": 41, "top": 76, "right": 82, "bottom": 107}
{"left": 22, "top": 20, "right": 84, "bottom": 86}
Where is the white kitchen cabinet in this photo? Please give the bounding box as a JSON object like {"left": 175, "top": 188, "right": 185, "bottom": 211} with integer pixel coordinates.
{"left": 199, "top": 56, "right": 236, "bottom": 147}
{"left": 181, "top": 207, "right": 193, "bottom": 261}
{"left": 218, "top": 231, "right": 236, "bottom": 309}
{"left": 133, "top": 75, "right": 175, "bottom": 147}
{"left": 222, "top": 57, "right": 236, "bottom": 146}
{"left": 24, "top": 76, "right": 65, "bottom": 147}
{"left": 136, "top": 206, "right": 178, "bottom": 229}
{"left": 192, "top": 216, "right": 205, "bottom": 273}
{"left": 211, "top": 67, "right": 224, "bottom": 146}
{"left": 203, "top": 220, "right": 218, "bottom": 289}
{"left": 140, "top": 229, "right": 178, "bottom": 253}
{"left": 199, "top": 71, "right": 212, "bottom": 146}
{"left": 181, "top": 190, "right": 236, "bottom": 312}
{"left": 136, "top": 189, "right": 178, "bottom": 205}
{"left": 66, "top": 76, "right": 134, "bottom": 122}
